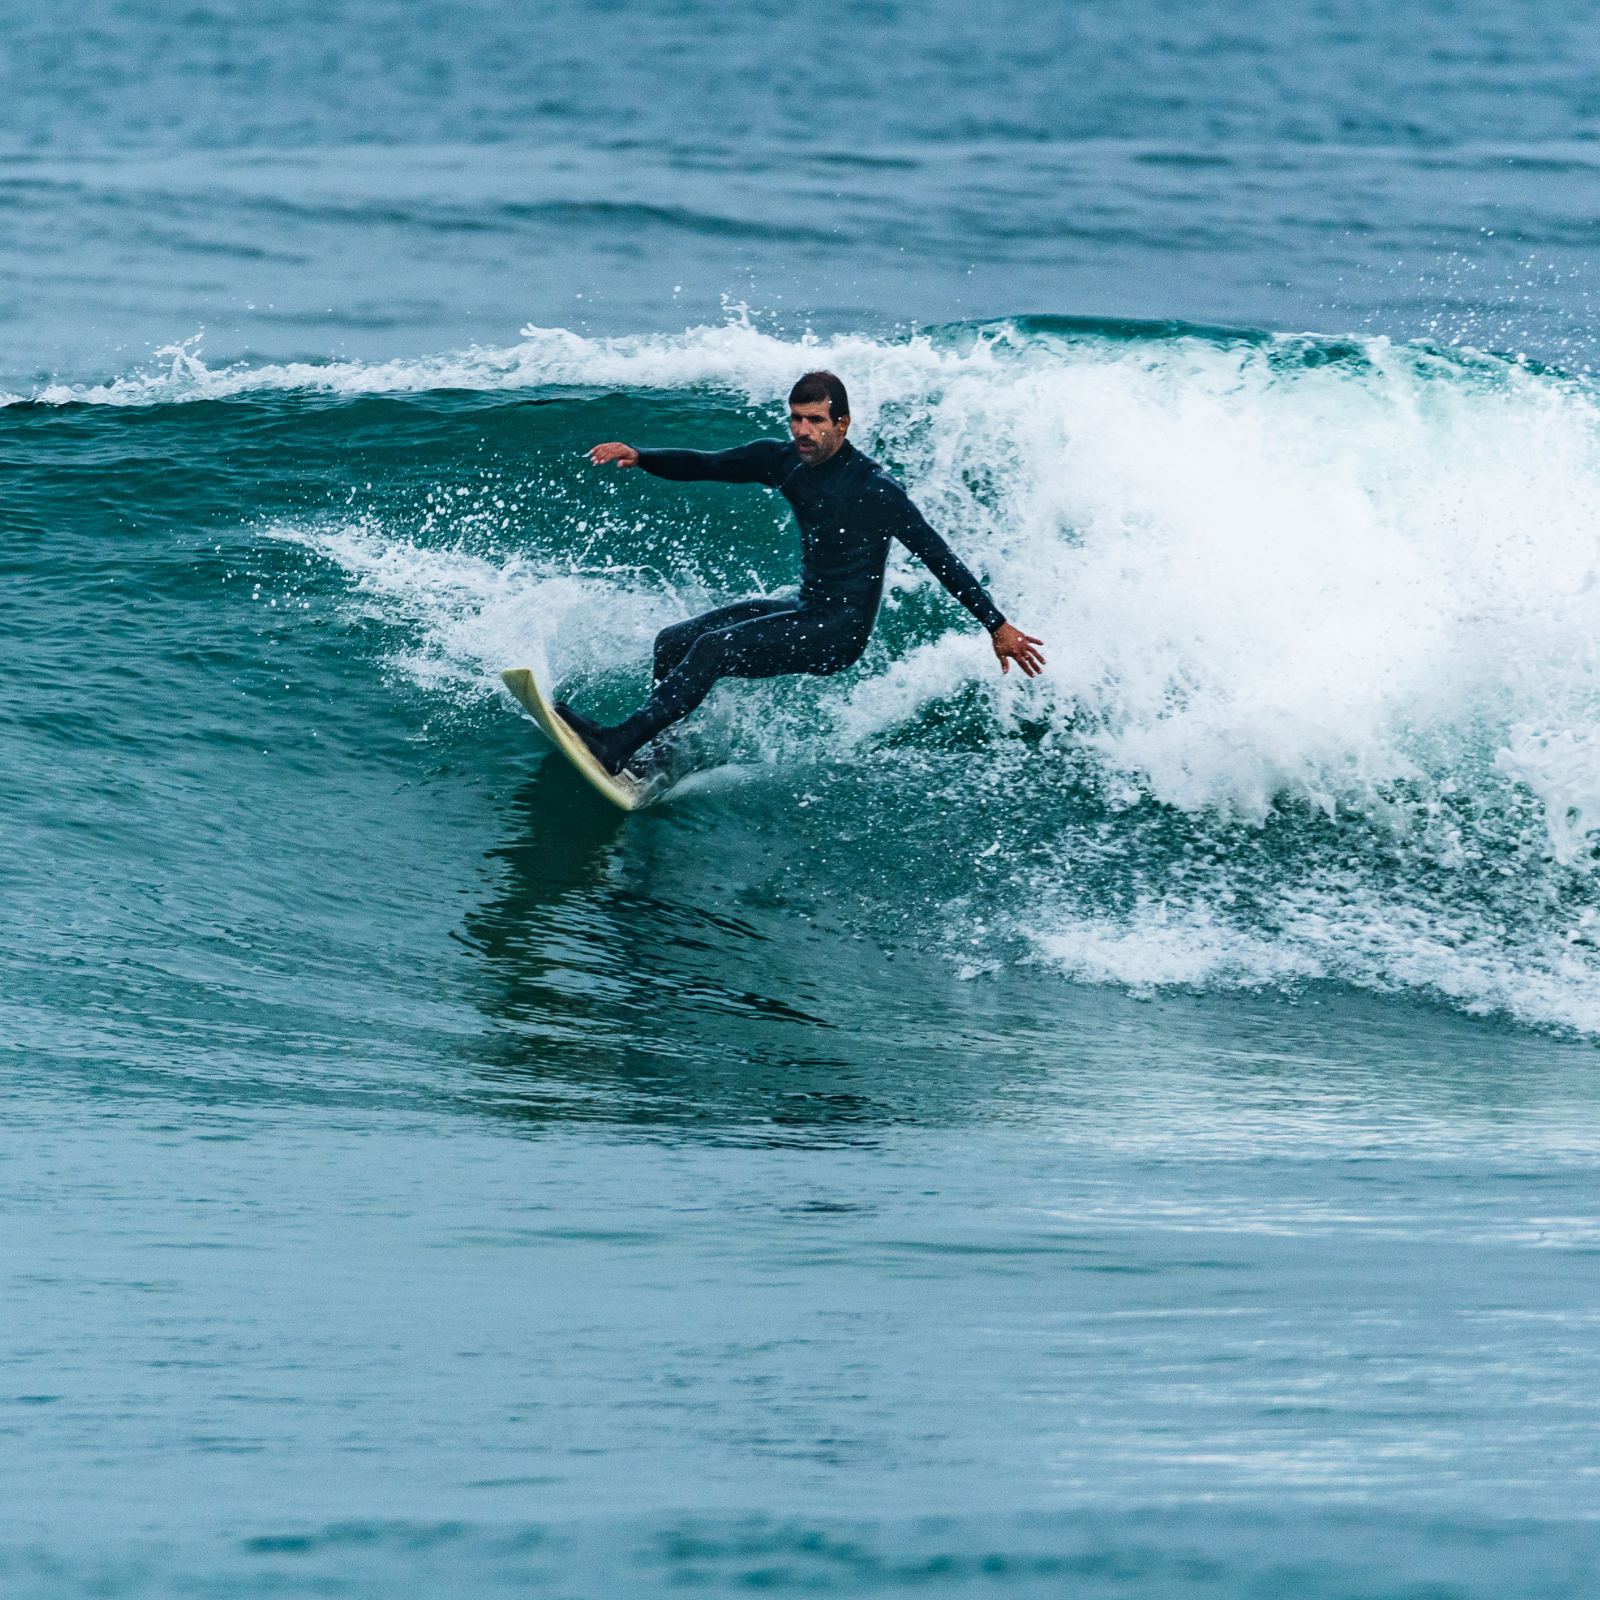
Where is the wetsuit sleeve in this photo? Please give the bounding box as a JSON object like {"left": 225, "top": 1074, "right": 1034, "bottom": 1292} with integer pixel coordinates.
{"left": 635, "top": 439, "right": 789, "bottom": 486}
{"left": 882, "top": 486, "right": 1008, "bottom": 633}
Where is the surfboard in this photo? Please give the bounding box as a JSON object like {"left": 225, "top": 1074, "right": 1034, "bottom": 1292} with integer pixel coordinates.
{"left": 500, "top": 667, "right": 645, "bottom": 811}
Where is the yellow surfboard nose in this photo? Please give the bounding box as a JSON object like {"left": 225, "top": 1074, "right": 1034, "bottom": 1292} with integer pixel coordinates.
{"left": 501, "top": 668, "right": 645, "bottom": 812}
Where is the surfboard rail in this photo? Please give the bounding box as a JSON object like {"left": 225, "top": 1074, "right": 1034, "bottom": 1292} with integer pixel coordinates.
{"left": 500, "top": 667, "right": 644, "bottom": 811}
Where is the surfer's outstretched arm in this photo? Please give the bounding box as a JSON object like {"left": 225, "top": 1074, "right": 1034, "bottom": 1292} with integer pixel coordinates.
{"left": 588, "top": 439, "right": 788, "bottom": 485}
{"left": 882, "top": 488, "right": 1046, "bottom": 677}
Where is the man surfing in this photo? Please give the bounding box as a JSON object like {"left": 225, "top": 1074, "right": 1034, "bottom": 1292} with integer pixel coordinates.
{"left": 559, "top": 370, "right": 1044, "bottom": 775}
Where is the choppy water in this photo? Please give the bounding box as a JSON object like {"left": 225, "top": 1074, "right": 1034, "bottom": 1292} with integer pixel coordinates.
{"left": 7, "top": 4, "right": 1600, "bottom": 1597}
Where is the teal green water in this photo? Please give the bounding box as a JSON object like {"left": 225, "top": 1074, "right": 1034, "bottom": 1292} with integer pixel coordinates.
{"left": 8, "top": 359, "right": 1600, "bottom": 1595}
{"left": 10, "top": 3, "right": 1600, "bottom": 1594}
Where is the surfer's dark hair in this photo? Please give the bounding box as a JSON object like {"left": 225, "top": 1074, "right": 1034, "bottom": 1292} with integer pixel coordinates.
{"left": 789, "top": 370, "right": 849, "bottom": 421}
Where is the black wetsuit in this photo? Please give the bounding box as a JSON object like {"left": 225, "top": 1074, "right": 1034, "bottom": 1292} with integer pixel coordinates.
{"left": 569, "top": 438, "right": 1006, "bottom": 772}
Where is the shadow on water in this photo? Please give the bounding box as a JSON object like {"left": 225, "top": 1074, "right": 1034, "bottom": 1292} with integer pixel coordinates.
{"left": 454, "top": 757, "right": 1095, "bottom": 1143}
{"left": 453, "top": 763, "right": 1600, "bottom": 1152}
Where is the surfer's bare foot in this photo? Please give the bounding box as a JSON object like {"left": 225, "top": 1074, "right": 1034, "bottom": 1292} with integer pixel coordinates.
{"left": 554, "top": 703, "right": 626, "bottom": 776}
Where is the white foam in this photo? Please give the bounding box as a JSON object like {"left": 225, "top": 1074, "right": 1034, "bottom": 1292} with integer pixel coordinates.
{"left": 1023, "top": 867, "right": 1600, "bottom": 1035}
{"left": 873, "top": 333, "right": 1600, "bottom": 820}
{"left": 272, "top": 516, "right": 683, "bottom": 705}
{"left": 1032, "top": 906, "right": 1323, "bottom": 994}
{"left": 16, "top": 320, "right": 985, "bottom": 413}
{"left": 1495, "top": 724, "right": 1600, "bottom": 866}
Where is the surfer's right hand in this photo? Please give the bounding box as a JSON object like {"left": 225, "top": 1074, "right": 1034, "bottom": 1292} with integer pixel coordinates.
{"left": 589, "top": 442, "right": 640, "bottom": 467}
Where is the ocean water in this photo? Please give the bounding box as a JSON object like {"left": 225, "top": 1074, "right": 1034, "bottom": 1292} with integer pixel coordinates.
{"left": 6, "top": 4, "right": 1600, "bottom": 1596}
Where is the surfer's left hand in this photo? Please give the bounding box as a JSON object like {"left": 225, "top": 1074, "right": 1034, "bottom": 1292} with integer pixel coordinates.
{"left": 991, "top": 622, "right": 1045, "bottom": 677}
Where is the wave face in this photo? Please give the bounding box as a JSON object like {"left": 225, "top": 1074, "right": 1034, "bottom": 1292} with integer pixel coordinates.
{"left": 20, "top": 316, "right": 1600, "bottom": 1033}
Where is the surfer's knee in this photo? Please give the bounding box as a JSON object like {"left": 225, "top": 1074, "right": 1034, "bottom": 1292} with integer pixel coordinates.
{"left": 654, "top": 619, "right": 697, "bottom": 677}
{"left": 684, "top": 630, "right": 737, "bottom": 675}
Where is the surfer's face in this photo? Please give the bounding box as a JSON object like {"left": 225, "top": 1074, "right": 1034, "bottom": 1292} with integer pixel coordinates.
{"left": 789, "top": 400, "right": 849, "bottom": 465}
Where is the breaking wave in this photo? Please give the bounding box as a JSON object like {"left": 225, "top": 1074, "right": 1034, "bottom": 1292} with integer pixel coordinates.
{"left": 102, "top": 314, "right": 1600, "bottom": 1031}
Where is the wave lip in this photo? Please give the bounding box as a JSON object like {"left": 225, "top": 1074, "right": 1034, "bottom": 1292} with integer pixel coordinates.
{"left": 13, "top": 310, "right": 1579, "bottom": 409}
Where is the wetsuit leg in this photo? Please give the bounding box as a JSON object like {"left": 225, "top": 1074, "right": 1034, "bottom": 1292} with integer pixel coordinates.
{"left": 652, "top": 598, "right": 800, "bottom": 683}
{"left": 650, "top": 602, "right": 867, "bottom": 719}
{"left": 570, "top": 602, "right": 871, "bottom": 772}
